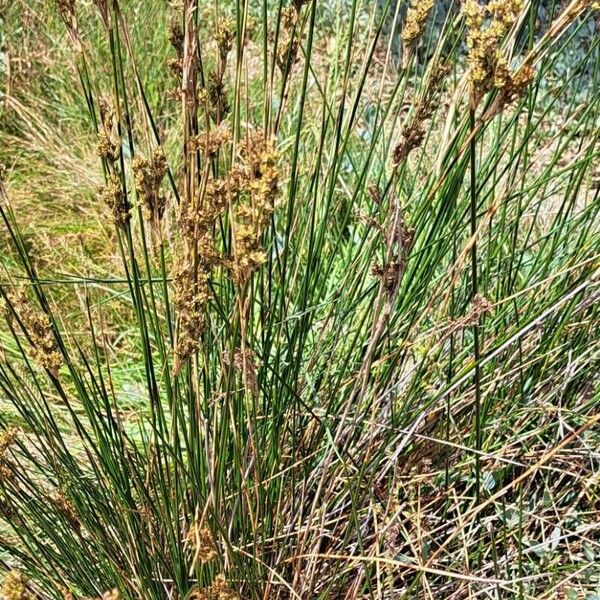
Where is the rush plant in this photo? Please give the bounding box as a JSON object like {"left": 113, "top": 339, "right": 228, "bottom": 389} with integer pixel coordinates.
{"left": 0, "top": 0, "right": 598, "bottom": 598}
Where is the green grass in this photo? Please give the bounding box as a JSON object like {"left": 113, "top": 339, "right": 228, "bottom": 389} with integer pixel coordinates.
{"left": 0, "top": 0, "right": 599, "bottom": 598}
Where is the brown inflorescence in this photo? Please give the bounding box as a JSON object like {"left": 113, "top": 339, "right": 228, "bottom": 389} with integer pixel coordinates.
{"left": 190, "top": 122, "right": 232, "bottom": 158}
{"left": 173, "top": 158, "right": 243, "bottom": 373}
{"left": 463, "top": 0, "right": 534, "bottom": 109}
{"left": 96, "top": 97, "right": 132, "bottom": 228}
{"left": 172, "top": 257, "right": 210, "bottom": 375}
{"left": 92, "top": 0, "right": 111, "bottom": 29}
{"left": 97, "top": 98, "right": 120, "bottom": 164}
{"left": 204, "top": 16, "right": 235, "bottom": 123}
{"left": 0, "top": 427, "right": 18, "bottom": 482}
{"left": 100, "top": 174, "right": 131, "bottom": 228}
{"left": 392, "top": 63, "right": 449, "bottom": 165}
{"left": 210, "top": 575, "right": 238, "bottom": 600}
{"left": 189, "top": 574, "right": 238, "bottom": 600}
{"left": 275, "top": 4, "right": 303, "bottom": 72}
{"left": 371, "top": 218, "right": 415, "bottom": 296}
{"left": 215, "top": 17, "right": 235, "bottom": 60}
{"left": 1, "top": 571, "right": 35, "bottom": 600}
{"left": 13, "top": 298, "right": 63, "bottom": 375}
{"left": 131, "top": 148, "right": 168, "bottom": 225}
{"left": 447, "top": 293, "right": 493, "bottom": 337}
{"left": 232, "top": 132, "right": 278, "bottom": 283}
{"left": 55, "top": 0, "right": 82, "bottom": 50}
{"left": 172, "top": 128, "right": 278, "bottom": 373}
{"left": 187, "top": 522, "right": 217, "bottom": 564}
{"left": 401, "top": 0, "right": 434, "bottom": 66}
{"left": 52, "top": 491, "right": 81, "bottom": 532}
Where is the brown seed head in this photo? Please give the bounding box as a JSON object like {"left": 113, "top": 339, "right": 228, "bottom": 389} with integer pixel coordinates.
{"left": 462, "top": 0, "right": 527, "bottom": 107}
{"left": 132, "top": 148, "right": 168, "bottom": 224}
{"left": 16, "top": 299, "right": 63, "bottom": 374}
{"left": 187, "top": 522, "right": 217, "bottom": 563}
{"left": 215, "top": 17, "right": 235, "bottom": 58}
{"left": 1, "top": 571, "right": 35, "bottom": 600}
{"left": 402, "top": 0, "right": 434, "bottom": 54}
{"left": 101, "top": 174, "right": 131, "bottom": 228}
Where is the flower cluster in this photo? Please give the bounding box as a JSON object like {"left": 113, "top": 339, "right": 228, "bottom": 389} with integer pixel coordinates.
{"left": 463, "top": 0, "right": 533, "bottom": 107}
{"left": 97, "top": 97, "right": 120, "bottom": 163}
{"left": 392, "top": 63, "right": 448, "bottom": 165}
{"left": 172, "top": 122, "right": 278, "bottom": 372}
{"left": 206, "top": 16, "right": 235, "bottom": 122}
{"left": 173, "top": 145, "right": 244, "bottom": 373}
{"left": 210, "top": 575, "right": 238, "bottom": 600}
{"left": 100, "top": 174, "right": 130, "bottom": 228}
{"left": 215, "top": 17, "right": 235, "bottom": 60}
{"left": 55, "top": 0, "right": 82, "bottom": 50}
{"left": 131, "top": 148, "right": 168, "bottom": 225}
{"left": 167, "top": 6, "right": 184, "bottom": 76}
{"left": 52, "top": 491, "right": 81, "bottom": 532}
{"left": 191, "top": 122, "right": 231, "bottom": 158}
{"left": 1, "top": 571, "right": 35, "bottom": 600}
{"left": 186, "top": 522, "right": 217, "bottom": 564}
{"left": 275, "top": 3, "right": 304, "bottom": 72}
{"left": 55, "top": 0, "right": 75, "bottom": 19}
{"left": 401, "top": 0, "right": 434, "bottom": 65}
{"left": 458, "top": 294, "right": 492, "bottom": 329}
{"left": 190, "top": 575, "right": 238, "bottom": 600}
{"left": 232, "top": 133, "right": 279, "bottom": 283}
{"left": 97, "top": 98, "right": 131, "bottom": 227}
{"left": 0, "top": 427, "right": 18, "bottom": 481}
{"left": 15, "top": 299, "right": 63, "bottom": 375}
{"left": 172, "top": 257, "right": 210, "bottom": 375}
{"left": 371, "top": 217, "right": 414, "bottom": 296}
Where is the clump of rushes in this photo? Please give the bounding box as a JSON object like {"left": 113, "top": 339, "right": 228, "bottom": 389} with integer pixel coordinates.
{"left": 1, "top": 572, "right": 35, "bottom": 600}
{"left": 401, "top": 0, "right": 434, "bottom": 67}
{"left": 463, "top": 0, "right": 534, "bottom": 108}
{"left": 1, "top": 0, "right": 599, "bottom": 598}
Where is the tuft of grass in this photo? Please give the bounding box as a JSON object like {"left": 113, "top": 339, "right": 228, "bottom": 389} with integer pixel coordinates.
{"left": 0, "top": 0, "right": 599, "bottom": 598}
